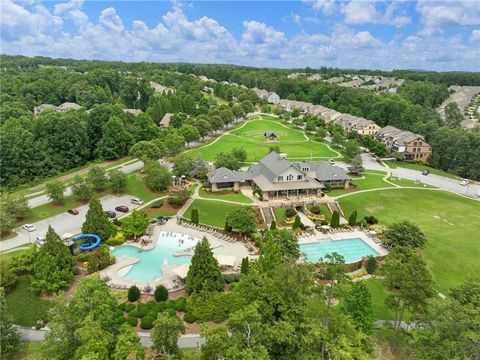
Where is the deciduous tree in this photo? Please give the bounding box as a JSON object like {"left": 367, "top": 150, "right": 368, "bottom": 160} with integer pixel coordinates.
{"left": 46, "top": 180, "right": 66, "bottom": 204}
{"left": 225, "top": 207, "right": 257, "bottom": 235}
{"left": 151, "top": 313, "right": 185, "bottom": 357}
{"left": 144, "top": 161, "right": 171, "bottom": 191}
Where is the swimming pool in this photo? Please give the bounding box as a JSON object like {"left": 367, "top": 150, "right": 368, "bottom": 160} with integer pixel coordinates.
{"left": 110, "top": 231, "right": 215, "bottom": 282}
{"left": 299, "top": 238, "right": 379, "bottom": 264}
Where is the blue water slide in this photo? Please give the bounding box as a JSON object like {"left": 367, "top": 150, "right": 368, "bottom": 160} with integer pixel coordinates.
{"left": 73, "top": 233, "right": 102, "bottom": 251}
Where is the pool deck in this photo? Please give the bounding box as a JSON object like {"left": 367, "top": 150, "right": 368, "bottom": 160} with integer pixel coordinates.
{"left": 100, "top": 219, "right": 251, "bottom": 292}
{"left": 297, "top": 229, "right": 388, "bottom": 259}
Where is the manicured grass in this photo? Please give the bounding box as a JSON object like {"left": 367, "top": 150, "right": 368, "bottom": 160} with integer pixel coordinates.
{"left": 9, "top": 342, "right": 44, "bottom": 360}
{"left": 339, "top": 189, "right": 480, "bottom": 292}
{"left": 0, "top": 249, "right": 26, "bottom": 261}
{"left": 126, "top": 173, "right": 166, "bottom": 202}
{"left": 387, "top": 176, "right": 436, "bottom": 188}
{"left": 199, "top": 188, "right": 253, "bottom": 204}
{"left": 363, "top": 279, "right": 396, "bottom": 320}
{"left": 329, "top": 172, "right": 392, "bottom": 196}
{"left": 28, "top": 195, "right": 92, "bottom": 223}
{"left": 383, "top": 160, "right": 459, "bottom": 179}
{"left": 184, "top": 199, "right": 248, "bottom": 228}
{"left": 273, "top": 207, "right": 288, "bottom": 226}
{"left": 188, "top": 116, "right": 338, "bottom": 162}
{"left": 5, "top": 275, "right": 52, "bottom": 327}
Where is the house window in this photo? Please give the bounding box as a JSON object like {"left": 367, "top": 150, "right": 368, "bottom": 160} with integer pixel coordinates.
{"left": 277, "top": 176, "right": 283, "bottom": 182}
{"left": 286, "top": 175, "right": 294, "bottom": 181}
{"left": 302, "top": 167, "right": 309, "bottom": 172}
{"left": 297, "top": 175, "right": 303, "bottom": 180}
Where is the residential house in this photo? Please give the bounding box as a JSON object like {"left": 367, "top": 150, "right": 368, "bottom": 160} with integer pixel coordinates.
{"left": 376, "top": 126, "right": 432, "bottom": 162}
{"left": 57, "top": 102, "right": 82, "bottom": 112}
{"left": 334, "top": 114, "right": 380, "bottom": 135}
{"left": 159, "top": 113, "right": 172, "bottom": 127}
{"left": 265, "top": 92, "right": 280, "bottom": 104}
{"left": 33, "top": 103, "right": 57, "bottom": 116}
{"left": 150, "top": 81, "right": 176, "bottom": 94}
{"left": 208, "top": 152, "right": 350, "bottom": 199}
{"left": 123, "top": 109, "right": 143, "bottom": 116}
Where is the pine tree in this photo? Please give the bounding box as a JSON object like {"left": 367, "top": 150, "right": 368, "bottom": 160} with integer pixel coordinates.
{"left": 331, "top": 211, "right": 340, "bottom": 228}
{"left": 365, "top": 256, "right": 377, "bottom": 274}
{"left": 348, "top": 211, "right": 357, "bottom": 226}
{"left": 191, "top": 208, "right": 199, "bottom": 225}
{"left": 240, "top": 257, "right": 250, "bottom": 275}
{"left": 0, "top": 288, "right": 20, "bottom": 357}
{"left": 30, "top": 225, "right": 75, "bottom": 293}
{"left": 81, "top": 197, "right": 116, "bottom": 241}
{"left": 292, "top": 215, "right": 302, "bottom": 230}
{"left": 270, "top": 220, "right": 277, "bottom": 230}
{"left": 185, "top": 237, "right": 224, "bottom": 295}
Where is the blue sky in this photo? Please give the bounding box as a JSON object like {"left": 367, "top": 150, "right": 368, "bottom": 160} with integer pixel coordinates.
{"left": 1, "top": 1, "right": 479, "bottom": 71}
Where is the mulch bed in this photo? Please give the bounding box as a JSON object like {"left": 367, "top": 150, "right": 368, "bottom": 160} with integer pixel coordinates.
{"left": 144, "top": 202, "right": 178, "bottom": 215}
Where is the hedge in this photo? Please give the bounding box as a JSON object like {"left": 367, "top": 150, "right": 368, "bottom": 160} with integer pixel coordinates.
{"left": 116, "top": 316, "right": 127, "bottom": 325}
{"left": 127, "top": 316, "right": 138, "bottom": 327}
{"left": 125, "top": 303, "right": 136, "bottom": 312}
{"left": 165, "top": 308, "right": 177, "bottom": 317}
{"left": 129, "top": 309, "right": 139, "bottom": 318}
{"left": 183, "top": 312, "right": 196, "bottom": 323}
{"left": 140, "top": 317, "right": 154, "bottom": 330}
{"left": 154, "top": 285, "right": 169, "bottom": 302}
{"left": 117, "top": 302, "right": 126, "bottom": 311}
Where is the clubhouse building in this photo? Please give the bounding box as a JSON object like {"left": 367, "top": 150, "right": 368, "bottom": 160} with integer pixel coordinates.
{"left": 208, "top": 152, "right": 350, "bottom": 200}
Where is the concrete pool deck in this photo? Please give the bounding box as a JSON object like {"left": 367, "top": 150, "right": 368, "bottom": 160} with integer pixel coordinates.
{"left": 297, "top": 229, "right": 388, "bottom": 260}
{"left": 100, "top": 219, "right": 251, "bottom": 292}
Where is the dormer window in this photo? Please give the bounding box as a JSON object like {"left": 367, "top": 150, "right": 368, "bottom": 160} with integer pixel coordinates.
{"left": 302, "top": 167, "right": 309, "bottom": 172}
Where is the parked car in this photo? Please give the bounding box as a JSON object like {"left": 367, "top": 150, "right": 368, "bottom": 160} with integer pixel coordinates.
{"left": 36, "top": 235, "right": 45, "bottom": 245}
{"left": 67, "top": 208, "right": 79, "bottom": 215}
{"left": 131, "top": 198, "right": 144, "bottom": 205}
{"left": 460, "top": 179, "right": 470, "bottom": 186}
{"left": 22, "top": 224, "right": 36, "bottom": 232}
{"left": 422, "top": 170, "right": 430, "bottom": 176}
{"left": 328, "top": 159, "right": 335, "bottom": 165}
{"left": 105, "top": 210, "right": 116, "bottom": 218}
{"left": 115, "top": 205, "right": 129, "bottom": 213}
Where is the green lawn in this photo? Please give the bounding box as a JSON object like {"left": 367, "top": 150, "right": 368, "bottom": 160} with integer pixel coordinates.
{"left": 329, "top": 172, "right": 392, "bottom": 196}
{"left": 126, "top": 173, "right": 166, "bottom": 202}
{"left": 0, "top": 249, "right": 26, "bottom": 260}
{"left": 383, "top": 160, "right": 459, "bottom": 179}
{"left": 273, "top": 207, "right": 289, "bottom": 226}
{"left": 387, "top": 176, "right": 436, "bottom": 188}
{"left": 199, "top": 188, "right": 253, "bottom": 204}
{"left": 5, "top": 276, "right": 52, "bottom": 327}
{"left": 184, "top": 199, "right": 248, "bottom": 228}
{"left": 188, "top": 116, "right": 338, "bottom": 162}
{"left": 363, "top": 279, "right": 396, "bottom": 320}
{"left": 8, "top": 342, "right": 44, "bottom": 360}
{"left": 339, "top": 189, "right": 480, "bottom": 292}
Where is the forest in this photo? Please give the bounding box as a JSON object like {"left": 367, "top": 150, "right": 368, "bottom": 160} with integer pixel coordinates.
{"left": 1, "top": 55, "right": 479, "bottom": 186}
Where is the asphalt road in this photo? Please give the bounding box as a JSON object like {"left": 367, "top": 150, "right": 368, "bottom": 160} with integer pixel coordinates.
{"left": 338, "top": 153, "right": 480, "bottom": 200}
{"left": 17, "top": 327, "right": 205, "bottom": 349}
{"left": 27, "top": 160, "right": 145, "bottom": 208}
{"left": 1, "top": 195, "right": 141, "bottom": 252}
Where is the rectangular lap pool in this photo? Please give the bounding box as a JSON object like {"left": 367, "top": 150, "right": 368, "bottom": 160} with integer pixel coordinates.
{"left": 300, "top": 238, "right": 379, "bottom": 264}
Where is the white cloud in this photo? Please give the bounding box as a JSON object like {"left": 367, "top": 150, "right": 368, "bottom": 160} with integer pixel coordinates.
{"left": 470, "top": 29, "right": 480, "bottom": 43}
{"left": 417, "top": 1, "right": 480, "bottom": 35}
{"left": 54, "top": 0, "right": 88, "bottom": 25}
{"left": 341, "top": 0, "right": 411, "bottom": 28}
{"left": 309, "top": 0, "right": 335, "bottom": 15}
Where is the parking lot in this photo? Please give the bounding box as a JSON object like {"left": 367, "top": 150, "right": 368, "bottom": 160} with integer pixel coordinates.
{"left": 1, "top": 195, "right": 141, "bottom": 252}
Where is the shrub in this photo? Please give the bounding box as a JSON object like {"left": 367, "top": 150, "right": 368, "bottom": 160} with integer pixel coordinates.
{"left": 224, "top": 273, "right": 241, "bottom": 283}
{"left": 116, "top": 309, "right": 124, "bottom": 317}
{"left": 348, "top": 211, "right": 357, "bottom": 226}
{"left": 128, "top": 285, "right": 141, "bottom": 302}
{"left": 127, "top": 316, "right": 138, "bottom": 327}
{"left": 269, "top": 220, "right": 277, "bottom": 230}
{"left": 224, "top": 221, "right": 232, "bottom": 232}
{"left": 364, "top": 215, "right": 379, "bottom": 225}
{"left": 183, "top": 312, "right": 196, "bottom": 323}
{"left": 155, "top": 302, "right": 167, "bottom": 312}
{"left": 117, "top": 302, "right": 126, "bottom": 311}
{"left": 174, "top": 297, "right": 187, "bottom": 312}
{"left": 72, "top": 266, "right": 80, "bottom": 275}
{"left": 137, "top": 304, "right": 150, "bottom": 318}
{"left": 331, "top": 211, "right": 340, "bottom": 228}
{"left": 191, "top": 208, "right": 199, "bottom": 225}
{"left": 285, "top": 208, "right": 297, "bottom": 218}
{"left": 105, "top": 231, "right": 125, "bottom": 246}
{"left": 154, "top": 285, "right": 169, "bottom": 302}
{"left": 116, "top": 316, "right": 127, "bottom": 325}
{"left": 167, "top": 189, "right": 190, "bottom": 208}
{"left": 165, "top": 308, "right": 177, "bottom": 317}
{"left": 147, "top": 309, "right": 158, "bottom": 319}
{"left": 125, "top": 303, "right": 136, "bottom": 312}
{"left": 146, "top": 300, "right": 157, "bottom": 309}
{"left": 151, "top": 199, "right": 164, "bottom": 208}
{"left": 165, "top": 300, "right": 177, "bottom": 310}
{"left": 241, "top": 257, "right": 249, "bottom": 275}
{"left": 292, "top": 215, "right": 303, "bottom": 230}
{"left": 365, "top": 256, "right": 377, "bottom": 274}
{"left": 140, "top": 317, "right": 154, "bottom": 330}
{"left": 112, "top": 218, "right": 121, "bottom": 226}
{"left": 129, "top": 309, "right": 139, "bottom": 318}
{"left": 76, "top": 253, "right": 89, "bottom": 262}
{"left": 309, "top": 205, "right": 321, "bottom": 214}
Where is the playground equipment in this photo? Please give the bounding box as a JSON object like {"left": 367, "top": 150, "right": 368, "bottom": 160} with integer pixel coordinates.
{"left": 73, "top": 233, "right": 101, "bottom": 251}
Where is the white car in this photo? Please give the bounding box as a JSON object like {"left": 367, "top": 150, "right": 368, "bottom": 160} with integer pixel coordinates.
{"left": 22, "top": 224, "right": 36, "bottom": 232}
{"left": 131, "top": 198, "right": 144, "bottom": 205}
{"left": 459, "top": 179, "right": 470, "bottom": 186}
{"left": 328, "top": 159, "right": 335, "bottom": 165}
{"left": 36, "top": 235, "right": 45, "bottom": 245}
